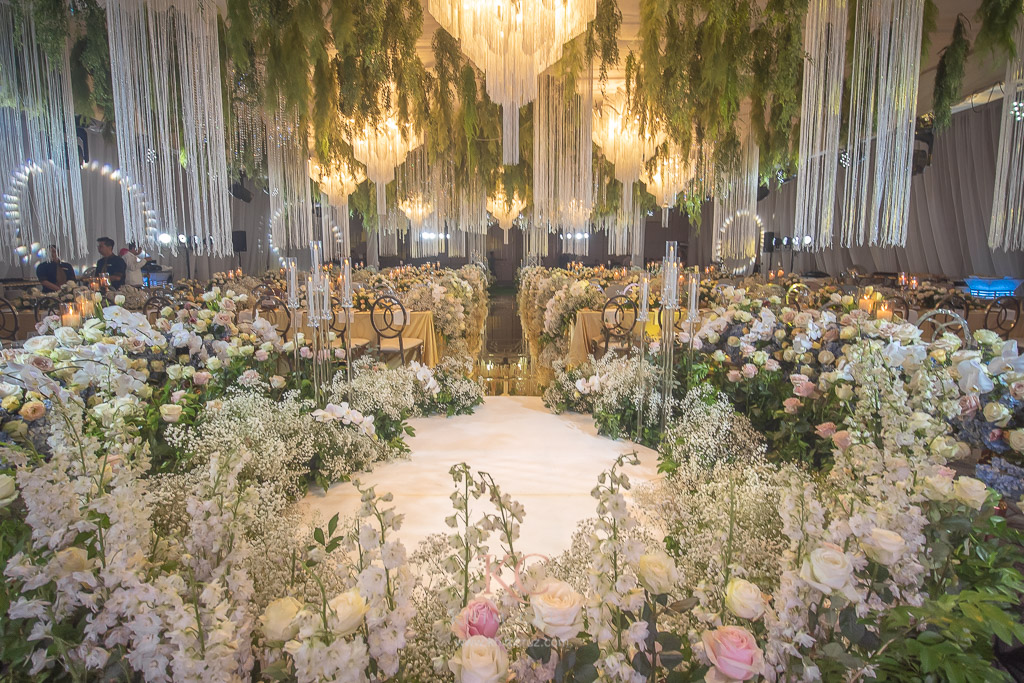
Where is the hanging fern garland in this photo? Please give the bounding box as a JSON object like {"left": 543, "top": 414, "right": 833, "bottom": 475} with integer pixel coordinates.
{"left": 933, "top": 15, "right": 971, "bottom": 131}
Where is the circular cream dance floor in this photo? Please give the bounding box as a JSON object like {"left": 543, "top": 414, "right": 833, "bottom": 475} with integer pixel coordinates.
{"left": 299, "top": 396, "right": 662, "bottom": 557}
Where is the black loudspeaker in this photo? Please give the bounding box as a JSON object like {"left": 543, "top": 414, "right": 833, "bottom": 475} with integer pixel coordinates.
{"left": 76, "top": 125, "right": 89, "bottom": 164}
{"left": 230, "top": 174, "right": 253, "bottom": 203}
{"left": 763, "top": 231, "right": 776, "bottom": 253}
{"left": 232, "top": 231, "right": 248, "bottom": 253}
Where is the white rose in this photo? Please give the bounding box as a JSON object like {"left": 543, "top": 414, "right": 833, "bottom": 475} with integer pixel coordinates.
{"left": 799, "top": 543, "right": 855, "bottom": 597}
{"left": 327, "top": 589, "right": 368, "bottom": 637}
{"left": 205, "top": 357, "right": 222, "bottom": 371}
{"left": 22, "top": 336, "right": 57, "bottom": 352}
{"left": 861, "top": 528, "right": 905, "bottom": 566}
{"left": 923, "top": 474, "right": 954, "bottom": 502}
{"left": 114, "top": 295, "right": 125, "bottom": 306}
{"left": 448, "top": 635, "right": 509, "bottom": 683}
{"left": 530, "top": 579, "right": 584, "bottom": 641}
{"left": 166, "top": 364, "right": 183, "bottom": 381}
{"left": 953, "top": 477, "right": 989, "bottom": 510}
{"left": 159, "top": 404, "right": 183, "bottom": 423}
{"left": 270, "top": 375, "right": 286, "bottom": 389}
{"left": 0, "top": 474, "right": 17, "bottom": 507}
{"left": 53, "top": 326, "right": 82, "bottom": 346}
{"left": 637, "top": 550, "right": 679, "bottom": 595}
{"left": 1007, "top": 429, "right": 1024, "bottom": 453}
{"left": 259, "top": 596, "right": 303, "bottom": 642}
{"left": 724, "top": 578, "right": 766, "bottom": 620}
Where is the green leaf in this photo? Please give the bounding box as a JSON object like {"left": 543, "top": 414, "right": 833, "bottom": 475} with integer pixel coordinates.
{"left": 313, "top": 527, "right": 325, "bottom": 546}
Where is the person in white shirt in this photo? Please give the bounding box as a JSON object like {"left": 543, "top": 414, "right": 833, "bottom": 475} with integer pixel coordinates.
{"left": 122, "top": 243, "right": 153, "bottom": 287}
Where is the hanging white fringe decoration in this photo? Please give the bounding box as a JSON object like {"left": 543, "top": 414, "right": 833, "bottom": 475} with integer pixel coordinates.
{"left": 428, "top": 0, "right": 595, "bottom": 165}
{"left": 106, "top": 0, "right": 232, "bottom": 256}
{"left": 989, "top": 22, "right": 1024, "bottom": 251}
{"left": 713, "top": 132, "right": 760, "bottom": 272}
{"left": 533, "top": 72, "right": 594, "bottom": 240}
{"left": 840, "top": 0, "right": 924, "bottom": 248}
{"left": 487, "top": 185, "right": 526, "bottom": 244}
{"left": 641, "top": 138, "right": 715, "bottom": 228}
{"left": 351, "top": 104, "right": 420, "bottom": 219}
{"left": 793, "top": 0, "right": 848, "bottom": 251}
{"left": 434, "top": 159, "right": 487, "bottom": 258}
{"left": 0, "top": 4, "right": 87, "bottom": 261}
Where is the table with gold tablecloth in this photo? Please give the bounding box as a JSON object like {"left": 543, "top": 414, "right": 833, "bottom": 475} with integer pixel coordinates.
{"left": 567, "top": 309, "right": 668, "bottom": 367}
{"left": 279, "top": 309, "right": 441, "bottom": 367}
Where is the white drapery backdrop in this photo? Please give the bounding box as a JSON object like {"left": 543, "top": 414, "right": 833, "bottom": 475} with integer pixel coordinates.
{"left": 754, "top": 100, "right": 1024, "bottom": 278}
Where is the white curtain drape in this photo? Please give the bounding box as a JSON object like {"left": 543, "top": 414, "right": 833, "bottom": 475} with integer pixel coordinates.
{"left": 756, "top": 100, "right": 1023, "bottom": 278}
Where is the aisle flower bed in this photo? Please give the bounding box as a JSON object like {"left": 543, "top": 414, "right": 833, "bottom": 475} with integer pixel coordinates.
{"left": 1, "top": 272, "right": 1023, "bottom": 681}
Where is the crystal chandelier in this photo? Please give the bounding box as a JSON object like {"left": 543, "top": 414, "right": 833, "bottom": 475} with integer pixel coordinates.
{"left": 314, "top": 159, "right": 365, "bottom": 261}
{"left": 106, "top": 0, "right": 232, "bottom": 256}
{"left": 592, "top": 90, "right": 662, "bottom": 221}
{"left": 487, "top": 186, "right": 526, "bottom": 244}
{"left": 351, "top": 111, "right": 421, "bottom": 218}
{"left": 428, "top": 0, "right": 596, "bottom": 164}
{"left": 0, "top": 4, "right": 87, "bottom": 260}
{"left": 641, "top": 138, "right": 715, "bottom": 228}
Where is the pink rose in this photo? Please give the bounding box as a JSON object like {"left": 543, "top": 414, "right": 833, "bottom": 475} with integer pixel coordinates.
{"left": 727, "top": 370, "right": 742, "bottom": 383}
{"left": 1011, "top": 381, "right": 1024, "bottom": 401}
{"left": 764, "top": 358, "right": 780, "bottom": 372}
{"left": 254, "top": 349, "right": 269, "bottom": 362}
{"left": 452, "top": 598, "right": 500, "bottom": 640}
{"left": 170, "top": 390, "right": 186, "bottom": 403}
{"left": 300, "top": 346, "right": 312, "bottom": 359}
{"left": 741, "top": 364, "right": 757, "bottom": 379}
{"left": 789, "top": 373, "right": 809, "bottom": 386}
{"left": 988, "top": 428, "right": 1003, "bottom": 443}
{"left": 958, "top": 394, "right": 980, "bottom": 418}
{"left": 783, "top": 397, "right": 803, "bottom": 414}
{"left": 793, "top": 381, "right": 817, "bottom": 398}
{"left": 815, "top": 422, "right": 837, "bottom": 438}
{"left": 781, "top": 310, "right": 796, "bottom": 323}
{"left": 334, "top": 348, "right": 347, "bottom": 360}
{"left": 193, "top": 371, "right": 212, "bottom": 386}
{"left": 701, "top": 625, "right": 764, "bottom": 682}
{"left": 832, "top": 430, "right": 852, "bottom": 450}
{"left": 29, "top": 356, "right": 54, "bottom": 372}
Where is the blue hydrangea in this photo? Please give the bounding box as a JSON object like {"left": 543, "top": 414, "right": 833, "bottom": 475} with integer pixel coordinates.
{"left": 977, "top": 457, "right": 1024, "bottom": 499}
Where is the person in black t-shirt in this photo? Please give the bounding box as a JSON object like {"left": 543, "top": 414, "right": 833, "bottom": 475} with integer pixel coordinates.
{"left": 95, "top": 237, "right": 127, "bottom": 289}
{"left": 36, "top": 245, "right": 76, "bottom": 292}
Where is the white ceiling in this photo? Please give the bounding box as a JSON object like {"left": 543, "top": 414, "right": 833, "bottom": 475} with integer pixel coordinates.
{"left": 415, "top": 0, "right": 1008, "bottom": 115}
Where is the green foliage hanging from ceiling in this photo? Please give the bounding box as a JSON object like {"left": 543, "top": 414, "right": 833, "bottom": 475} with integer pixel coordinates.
{"left": 933, "top": 15, "right": 971, "bottom": 130}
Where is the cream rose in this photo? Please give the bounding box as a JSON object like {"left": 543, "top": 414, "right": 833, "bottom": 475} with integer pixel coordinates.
{"left": 983, "top": 402, "right": 1011, "bottom": 427}
{"left": 923, "top": 473, "right": 954, "bottom": 502}
{"left": 23, "top": 336, "right": 57, "bottom": 353}
{"left": 448, "top": 635, "right": 509, "bottom": 683}
{"left": 259, "top": 596, "right": 303, "bottom": 642}
{"left": 1007, "top": 429, "right": 1024, "bottom": 453}
{"left": 327, "top": 589, "right": 368, "bottom": 637}
{"left": 637, "top": 550, "right": 679, "bottom": 595}
{"left": 0, "top": 474, "right": 17, "bottom": 507}
{"left": 953, "top": 477, "right": 989, "bottom": 510}
{"left": 54, "top": 326, "right": 82, "bottom": 346}
{"left": 861, "top": 528, "right": 905, "bottom": 566}
{"left": 799, "top": 543, "right": 856, "bottom": 598}
{"left": 724, "top": 578, "right": 766, "bottom": 620}
{"left": 159, "top": 404, "right": 183, "bottom": 423}
{"left": 530, "top": 579, "right": 584, "bottom": 641}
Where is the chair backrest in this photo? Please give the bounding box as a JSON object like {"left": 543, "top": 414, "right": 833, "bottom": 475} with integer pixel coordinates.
{"left": 601, "top": 295, "right": 639, "bottom": 339}
{"left": 657, "top": 306, "right": 686, "bottom": 333}
{"left": 251, "top": 283, "right": 279, "bottom": 301}
{"left": 884, "top": 295, "right": 910, "bottom": 321}
{"left": 934, "top": 292, "right": 970, "bottom": 318}
{"left": 34, "top": 296, "right": 61, "bottom": 322}
{"left": 144, "top": 294, "right": 177, "bottom": 320}
{"left": 984, "top": 296, "right": 1021, "bottom": 338}
{"left": 785, "top": 283, "right": 811, "bottom": 310}
{"left": 370, "top": 294, "right": 409, "bottom": 340}
{"left": 329, "top": 296, "right": 348, "bottom": 334}
{"left": 251, "top": 295, "right": 291, "bottom": 336}
{"left": 917, "top": 308, "right": 973, "bottom": 346}
{"left": 0, "top": 297, "right": 19, "bottom": 340}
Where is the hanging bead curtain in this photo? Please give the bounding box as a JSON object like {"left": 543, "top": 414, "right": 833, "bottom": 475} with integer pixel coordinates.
{"left": 713, "top": 133, "right": 760, "bottom": 272}
{"left": 793, "top": 0, "right": 848, "bottom": 251}
{"left": 428, "top": 0, "right": 595, "bottom": 164}
{"left": 989, "top": 22, "right": 1024, "bottom": 252}
{"left": 533, "top": 72, "right": 594, "bottom": 240}
{"left": 106, "top": 0, "right": 232, "bottom": 256}
{"left": 840, "top": 0, "right": 924, "bottom": 248}
{"left": 266, "top": 104, "right": 314, "bottom": 252}
{"left": 0, "top": 4, "right": 87, "bottom": 260}
{"left": 398, "top": 146, "right": 442, "bottom": 258}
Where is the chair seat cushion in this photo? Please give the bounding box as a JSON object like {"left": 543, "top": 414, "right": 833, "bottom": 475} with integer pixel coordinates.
{"left": 378, "top": 337, "right": 423, "bottom": 351}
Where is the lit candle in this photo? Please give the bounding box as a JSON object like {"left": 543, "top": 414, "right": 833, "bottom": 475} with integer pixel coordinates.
{"left": 858, "top": 296, "right": 874, "bottom": 313}
{"left": 877, "top": 303, "right": 893, "bottom": 321}
{"left": 639, "top": 275, "right": 650, "bottom": 321}
{"left": 61, "top": 304, "right": 81, "bottom": 329}
{"left": 342, "top": 257, "right": 352, "bottom": 306}
{"left": 689, "top": 269, "right": 699, "bottom": 319}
